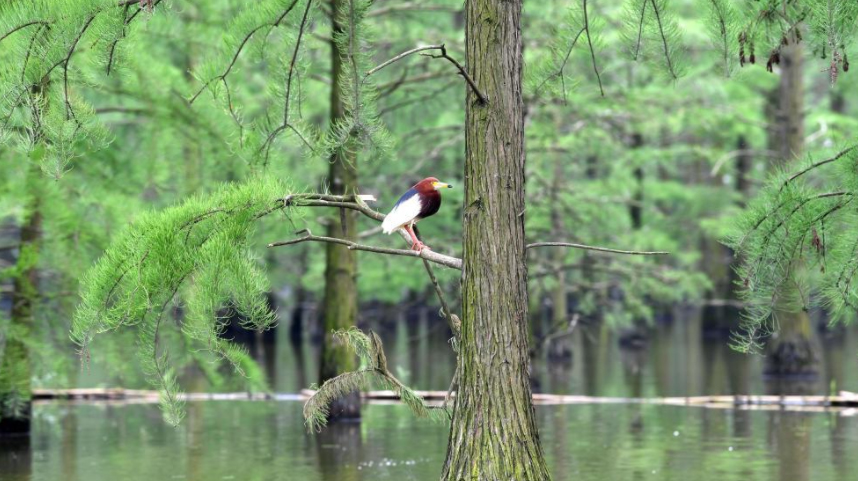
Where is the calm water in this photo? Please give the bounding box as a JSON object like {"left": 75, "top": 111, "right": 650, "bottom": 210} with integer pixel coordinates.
{"left": 3, "top": 308, "right": 858, "bottom": 480}
{"left": 1, "top": 402, "right": 855, "bottom": 480}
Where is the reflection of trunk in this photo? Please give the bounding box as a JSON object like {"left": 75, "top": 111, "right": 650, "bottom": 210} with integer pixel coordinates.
{"left": 0, "top": 166, "right": 41, "bottom": 435}
{"left": 765, "top": 33, "right": 818, "bottom": 378}
{"left": 315, "top": 422, "right": 362, "bottom": 481}
{"left": 773, "top": 413, "right": 812, "bottom": 481}
{"left": 441, "top": 0, "right": 550, "bottom": 478}
{"left": 318, "top": 0, "right": 360, "bottom": 420}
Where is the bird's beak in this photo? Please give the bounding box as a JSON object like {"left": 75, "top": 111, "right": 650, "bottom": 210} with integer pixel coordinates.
{"left": 434, "top": 182, "right": 452, "bottom": 190}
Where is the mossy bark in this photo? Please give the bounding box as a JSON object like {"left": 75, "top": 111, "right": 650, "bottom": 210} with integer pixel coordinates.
{"left": 441, "top": 0, "right": 550, "bottom": 478}
{"left": 318, "top": 0, "right": 360, "bottom": 421}
{"left": 0, "top": 166, "right": 41, "bottom": 435}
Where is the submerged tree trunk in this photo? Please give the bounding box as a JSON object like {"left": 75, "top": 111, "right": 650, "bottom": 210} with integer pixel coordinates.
{"left": 0, "top": 166, "right": 41, "bottom": 435}
{"left": 765, "top": 34, "right": 818, "bottom": 378}
{"left": 442, "top": 0, "right": 550, "bottom": 478}
{"left": 318, "top": 0, "right": 360, "bottom": 420}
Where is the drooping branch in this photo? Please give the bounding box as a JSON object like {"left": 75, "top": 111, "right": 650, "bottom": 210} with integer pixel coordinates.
{"left": 526, "top": 242, "right": 669, "bottom": 256}
{"left": 367, "top": 44, "right": 488, "bottom": 103}
{"left": 188, "top": 0, "right": 302, "bottom": 104}
{"left": 582, "top": 0, "right": 604, "bottom": 96}
{"left": 259, "top": 0, "right": 314, "bottom": 162}
{"left": 0, "top": 21, "right": 50, "bottom": 46}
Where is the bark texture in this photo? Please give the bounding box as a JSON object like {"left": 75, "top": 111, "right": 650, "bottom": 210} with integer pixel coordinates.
{"left": 764, "top": 36, "right": 818, "bottom": 378}
{"left": 441, "top": 0, "right": 550, "bottom": 478}
{"left": 318, "top": 0, "right": 360, "bottom": 420}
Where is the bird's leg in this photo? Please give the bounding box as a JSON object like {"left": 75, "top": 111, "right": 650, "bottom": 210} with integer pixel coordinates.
{"left": 404, "top": 224, "right": 428, "bottom": 251}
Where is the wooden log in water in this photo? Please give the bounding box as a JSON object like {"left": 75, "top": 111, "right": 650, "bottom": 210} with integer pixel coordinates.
{"left": 31, "top": 388, "right": 858, "bottom": 413}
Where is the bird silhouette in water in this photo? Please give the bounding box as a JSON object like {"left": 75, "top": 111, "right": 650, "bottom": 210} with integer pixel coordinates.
{"left": 382, "top": 177, "right": 453, "bottom": 251}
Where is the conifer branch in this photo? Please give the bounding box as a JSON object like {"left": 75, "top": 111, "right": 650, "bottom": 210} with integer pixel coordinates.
{"left": 260, "top": 0, "right": 314, "bottom": 162}
{"left": 649, "top": 0, "right": 680, "bottom": 80}
{"left": 0, "top": 21, "right": 51, "bottom": 46}
{"left": 583, "top": 0, "right": 605, "bottom": 96}
{"left": 188, "top": 0, "right": 302, "bottom": 104}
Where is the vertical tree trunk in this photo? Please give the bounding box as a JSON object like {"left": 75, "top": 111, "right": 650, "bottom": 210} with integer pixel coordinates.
{"left": 0, "top": 166, "right": 41, "bottom": 435}
{"left": 318, "top": 0, "right": 360, "bottom": 420}
{"left": 629, "top": 133, "right": 644, "bottom": 230}
{"left": 442, "top": 0, "right": 550, "bottom": 478}
{"left": 765, "top": 34, "right": 818, "bottom": 378}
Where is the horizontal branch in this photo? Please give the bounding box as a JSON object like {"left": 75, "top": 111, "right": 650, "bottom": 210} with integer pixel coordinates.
{"left": 526, "top": 242, "right": 669, "bottom": 256}
{"left": 269, "top": 230, "right": 462, "bottom": 270}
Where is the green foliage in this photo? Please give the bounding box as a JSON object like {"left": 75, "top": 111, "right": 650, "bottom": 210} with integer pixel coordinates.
{"left": 702, "top": 0, "right": 740, "bottom": 76}
{"left": 323, "top": 0, "right": 394, "bottom": 163}
{"left": 622, "top": 0, "right": 686, "bottom": 79}
{"left": 726, "top": 145, "right": 858, "bottom": 352}
{"left": 72, "top": 177, "right": 289, "bottom": 424}
{"left": 303, "top": 327, "right": 444, "bottom": 432}
{"left": 528, "top": 0, "right": 605, "bottom": 99}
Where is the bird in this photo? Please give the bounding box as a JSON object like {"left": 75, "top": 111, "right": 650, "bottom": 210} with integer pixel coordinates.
{"left": 382, "top": 177, "right": 453, "bottom": 251}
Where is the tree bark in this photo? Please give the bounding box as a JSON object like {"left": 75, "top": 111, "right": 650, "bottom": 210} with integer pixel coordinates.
{"left": 0, "top": 166, "right": 41, "bottom": 435}
{"left": 764, "top": 34, "right": 818, "bottom": 378}
{"left": 318, "top": 0, "right": 360, "bottom": 420}
{"left": 441, "top": 0, "right": 550, "bottom": 478}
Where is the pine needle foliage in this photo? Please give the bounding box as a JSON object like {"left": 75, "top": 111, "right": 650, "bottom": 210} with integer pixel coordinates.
{"left": 303, "top": 327, "right": 445, "bottom": 432}
{"left": 528, "top": 0, "right": 605, "bottom": 99}
{"left": 189, "top": 0, "right": 322, "bottom": 165}
{"left": 323, "top": 0, "right": 394, "bottom": 163}
{"left": 726, "top": 144, "right": 858, "bottom": 353}
{"left": 702, "top": 0, "right": 741, "bottom": 77}
{"left": 0, "top": 0, "right": 159, "bottom": 176}
{"left": 622, "top": 0, "right": 686, "bottom": 80}
{"left": 72, "top": 177, "right": 290, "bottom": 425}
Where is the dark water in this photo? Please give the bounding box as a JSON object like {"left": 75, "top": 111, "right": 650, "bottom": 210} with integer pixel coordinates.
{"left": 4, "top": 308, "right": 858, "bottom": 480}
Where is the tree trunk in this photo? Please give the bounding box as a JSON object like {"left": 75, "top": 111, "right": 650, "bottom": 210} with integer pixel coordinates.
{"left": 0, "top": 166, "right": 41, "bottom": 435}
{"left": 442, "top": 0, "right": 550, "bottom": 478}
{"left": 318, "top": 0, "right": 360, "bottom": 420}
{"left": 629, "top": 133, "right": 644, "bottom": 230}
{"left": 765, "top": 34, "right": 818, "bottom": 379}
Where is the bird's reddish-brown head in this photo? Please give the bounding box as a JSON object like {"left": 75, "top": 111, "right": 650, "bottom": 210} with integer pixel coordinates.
{"left": 413, "top": 177, "right": 453, "bottom": 193}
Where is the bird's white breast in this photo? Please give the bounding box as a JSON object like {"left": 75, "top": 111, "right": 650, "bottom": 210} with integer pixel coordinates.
{"left": 382, "top": 194, "right": 422, "bottom": 234}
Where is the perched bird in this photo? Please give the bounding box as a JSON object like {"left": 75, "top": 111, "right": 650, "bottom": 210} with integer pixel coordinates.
{"left": 382, "top": 177, "right": 453, "bottom": 251}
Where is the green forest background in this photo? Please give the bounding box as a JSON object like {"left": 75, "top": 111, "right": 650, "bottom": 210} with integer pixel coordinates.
{"left": 2, "top": 0, "right": 858, "bottom": 423}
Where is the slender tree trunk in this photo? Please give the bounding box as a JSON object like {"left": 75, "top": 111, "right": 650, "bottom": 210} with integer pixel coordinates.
{"left": 629, "top": 133, "right": 644, "bottom": 230}
{"left": 765, "top": 34, "right": 818, "bottom": 378}
{"left": 0, "top": 166, "right": 41, "bottom": 435}
{"left": 318, "top": 0, "right": 360, "bottom": 420}
{"left": 442, "top": 0, "right": 550, "bottom": 478}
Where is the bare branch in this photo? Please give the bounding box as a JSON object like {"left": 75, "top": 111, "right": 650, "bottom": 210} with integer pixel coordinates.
{"left": 526, "top": 242, "right": 669, "bottom": 256}
{"left": 421, "top": 259, "right": 460, "bottom": 333}
{"left": 367, "top": 45, "right": 444, "bottom": 76}
{"left": 269, "top": 229, "right": 462, "bottom": 270}
{"left": 369, "top": 2, "right": 461, "bottom": 17}
{"left": 367, "top": 43, "right": 488, "bottom": 103}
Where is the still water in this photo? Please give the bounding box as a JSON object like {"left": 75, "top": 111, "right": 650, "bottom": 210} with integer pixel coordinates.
{"left": 3, "top": 309, "right": 858, "bottom": 480}
{"left": 2, "top": 401, "right": 856, "bottom": 480}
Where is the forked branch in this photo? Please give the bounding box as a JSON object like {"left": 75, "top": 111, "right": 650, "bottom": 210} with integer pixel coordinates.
{"left": 367, "top": 44, "right": 488, "bottom": 103}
